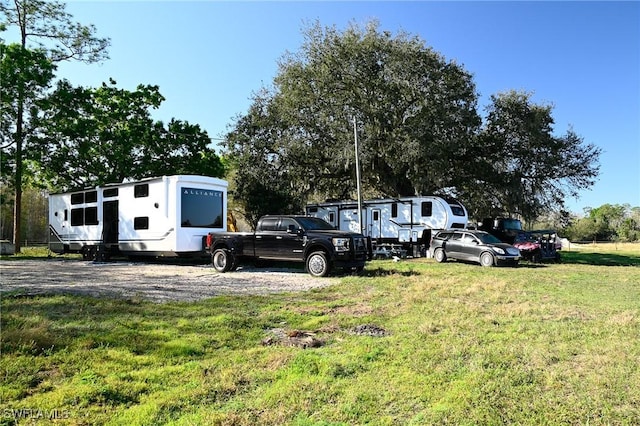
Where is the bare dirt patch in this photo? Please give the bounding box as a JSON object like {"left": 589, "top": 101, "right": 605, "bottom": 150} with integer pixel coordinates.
{"left": 0, "top": 259, "right": 337, "bottom": 303}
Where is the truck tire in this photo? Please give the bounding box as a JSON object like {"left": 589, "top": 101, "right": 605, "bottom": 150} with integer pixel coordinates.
{"left": 434, "top": 248, "right": 447, "bottom": 263}
{"left": 212, "top": 248, "right": 235, "bottom": 273}
{"left": 306, "top": 251, "right": 331, "bottom": 277}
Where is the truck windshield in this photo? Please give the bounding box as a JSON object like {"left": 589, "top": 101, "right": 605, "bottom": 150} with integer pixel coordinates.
{"left": 296, "top": 217, "right": 336, "bottom": 231}
{"left": 503, "top": 219, "right": 522, "bottom": 230}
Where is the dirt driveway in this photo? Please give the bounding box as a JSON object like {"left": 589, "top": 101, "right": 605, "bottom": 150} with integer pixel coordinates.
{"left": 0, "top": 259, "right": 337, "bottom": 303}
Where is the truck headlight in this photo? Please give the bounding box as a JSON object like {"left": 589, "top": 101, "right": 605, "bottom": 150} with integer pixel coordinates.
{"left": 332, "top": 238, "right": 350, "bottom": 252}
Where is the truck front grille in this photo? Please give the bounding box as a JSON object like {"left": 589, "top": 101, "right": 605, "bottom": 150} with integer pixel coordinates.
{"left": 353, "top": 237, "right": 367, "bottom": 253}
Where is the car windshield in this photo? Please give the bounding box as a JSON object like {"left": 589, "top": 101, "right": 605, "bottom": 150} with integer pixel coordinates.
{"left": 296, "top": 217, "right": 336, "bottom": 231}
{"left": 478, "top": 233, "right": 503, "bottom": 244}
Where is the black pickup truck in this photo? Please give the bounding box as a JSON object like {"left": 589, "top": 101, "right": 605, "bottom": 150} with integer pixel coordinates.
{"left": 206, "top": 215, "right": 371, "bottom": 277}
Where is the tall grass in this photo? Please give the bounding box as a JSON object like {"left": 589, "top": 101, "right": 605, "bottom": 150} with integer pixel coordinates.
{"left": 1, "top": 247, "right": 639, "bottom": 425}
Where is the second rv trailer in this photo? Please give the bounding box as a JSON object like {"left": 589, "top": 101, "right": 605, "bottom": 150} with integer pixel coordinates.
{"left": 49, "top": 175, "right": 228, "bottom": 260}
{"left": 306, "top": 196, "right": 468, "bottom": 255}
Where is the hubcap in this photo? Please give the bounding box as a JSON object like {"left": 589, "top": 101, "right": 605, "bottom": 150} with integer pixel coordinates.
{"left": 308, "top": 255, "right": 325, "bottom": 275}
{"left": 214, "top": 253, "right": 226, "bottom": 269}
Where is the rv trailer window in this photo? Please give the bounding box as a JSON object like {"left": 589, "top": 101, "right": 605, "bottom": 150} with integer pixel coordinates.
{"left": 104, "top": 188, "right": 118, "bottom": 198}
{"left": 71, "top": 193, "right": 84, "bottom": 205}
{"left": 421, "top": 202, "right": 433, "bottom": 217}
{"left": 391, "top": 203, "right": 398, "bottom": 218}
{"left": 84, "top": 207, "right": 99, "bottom": 225}
{"left": 134, "top": 217, "right": 149, "bottom": 230}
{"left": 85, "top": 191, "right": 98, "bottom": 203}
{"left": 70, "top": 208, "right": 84, "bottom": 226}
{"left": 134, "top": 184, "right": 149, "bottom": 198}
{"left": 180, "top": 187, "right": 224, "bottom": 228}
{"left": 450, "top": 204, "right": 465, "bottom": 216}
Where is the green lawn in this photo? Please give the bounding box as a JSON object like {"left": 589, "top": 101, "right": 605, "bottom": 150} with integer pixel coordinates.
{"left": 1, "top": 246, "right": 639, "bottom": 425}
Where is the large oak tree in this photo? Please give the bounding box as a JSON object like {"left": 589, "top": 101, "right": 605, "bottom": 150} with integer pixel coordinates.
{"left": 225, "top": 21, "right": 481, "bottom": 223}
{"left": 225, "top": 21, "right": 601, "bottom": 223}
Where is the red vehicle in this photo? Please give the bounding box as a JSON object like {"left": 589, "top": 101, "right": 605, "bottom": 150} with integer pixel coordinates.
{"left": 513, "top": 230, "right": 561, "bottom": 263}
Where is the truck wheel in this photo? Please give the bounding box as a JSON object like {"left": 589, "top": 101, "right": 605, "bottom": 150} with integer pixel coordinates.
{"left": 212, "top": 249, "right": 234, "bottom": 273}
{"left": 480, "top": 252, "right": 495, "bottom": 267}
{"left": 306, "top": 251, "right": 331, "bottom": 277}
{"left": 434, "top": 248, "right": 447, "bottom": 263}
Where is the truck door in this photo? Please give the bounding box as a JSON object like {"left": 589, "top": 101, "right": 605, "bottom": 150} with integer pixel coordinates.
{"left": 277, "top": 217, "right": 305, "bottom": 260}
{"left": 254, "top": 217, "right": 279, "bottom": 259}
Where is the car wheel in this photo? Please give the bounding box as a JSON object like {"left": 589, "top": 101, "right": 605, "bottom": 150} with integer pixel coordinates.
{"left": 480, "top": 252, "right": 495, "bottom": 267}
{"left": 306, "top": 251, "right": 331, "bottom": 277}
{"left": 434, "top": 248, "right": 447, "bottom": 263}
{"left": 212, "top": 248, "right": 234, "bottom": 273}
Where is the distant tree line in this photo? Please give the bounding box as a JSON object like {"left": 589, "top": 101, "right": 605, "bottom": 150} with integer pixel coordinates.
{"left": 2, "top": 3, "right": 607, "bottom": 246}
{"left": 530, "top": 204, "right": 640, "bottom": 242}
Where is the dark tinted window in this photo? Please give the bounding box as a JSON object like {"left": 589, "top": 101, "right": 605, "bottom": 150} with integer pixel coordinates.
{"left": 181, "top": 187, "right": 224, "bottom": 228}
{"left": 259, "top": 217, "right": 279, "bottom": 231}
{"left": 71, "top": 208, "right": 84, "bottom": 226}
{"left": 278, "top": 218, "right": 298, "bottom": 232}
{"left": 134, "top": 184, "right": 149, "bottom": 198}
{"left": 134, "top": 217, "right": 149, "bottom": 230}
{"left": 71, "top": 193, "right": 84, "bottom": 205}
{"left": 296, "top": 217, "right": 335, "bottom": 230}
{"left": 85, "top": 191, "right": 98, "bottom": 203}
{"left": 104, "top": 188, "right": 118, "bottom": 198}
{"left": 502, "top": 219, "right": 522, "bottom": 231}
{"left": 450, "top": 204, "right": 465, "bottom": 216}
{"left": 421, "top": 202, "right": 433, "bottom": 217}
{"left": 84, "top": 207, "right": 99, "bottom": 225}
{"left": 391, "top": 203, "right": 398, "bottom": 218}
{"left": 435, "top": 232, "right": 453, "bottom": 240}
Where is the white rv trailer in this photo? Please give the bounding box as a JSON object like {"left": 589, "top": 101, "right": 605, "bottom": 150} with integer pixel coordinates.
{"left": 49, "top": 175, "right": 228, "bottom": 260}
{"left": 306, "top": 196, "right": 468, "bottom": 256}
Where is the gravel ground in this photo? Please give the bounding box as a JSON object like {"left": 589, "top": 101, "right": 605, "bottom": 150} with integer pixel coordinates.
{"left": 0, "top": 259, "right": 337, "bottom": 303}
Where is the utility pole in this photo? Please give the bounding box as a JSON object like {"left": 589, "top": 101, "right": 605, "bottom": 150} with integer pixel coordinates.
{"left": 353, "top": 117, "right": 363, "bottom": 234}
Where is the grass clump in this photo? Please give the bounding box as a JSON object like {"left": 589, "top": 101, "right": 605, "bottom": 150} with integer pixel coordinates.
{"left": 1, "top": 246, "right": 639, "bottom": 425}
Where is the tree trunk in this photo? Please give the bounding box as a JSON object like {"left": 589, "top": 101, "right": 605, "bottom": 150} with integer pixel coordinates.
{"left": 13, "top": 96, "right": 23, "bottom": 254}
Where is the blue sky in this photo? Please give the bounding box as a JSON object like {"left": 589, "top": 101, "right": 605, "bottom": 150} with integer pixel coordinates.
{"left": 6, "top": 1, "right": 639, "bottom": 214}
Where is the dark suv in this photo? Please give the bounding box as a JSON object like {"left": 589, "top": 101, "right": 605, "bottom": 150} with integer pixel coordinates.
{"left": 430, "top": 230, "right": 521, "bottom": 267}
